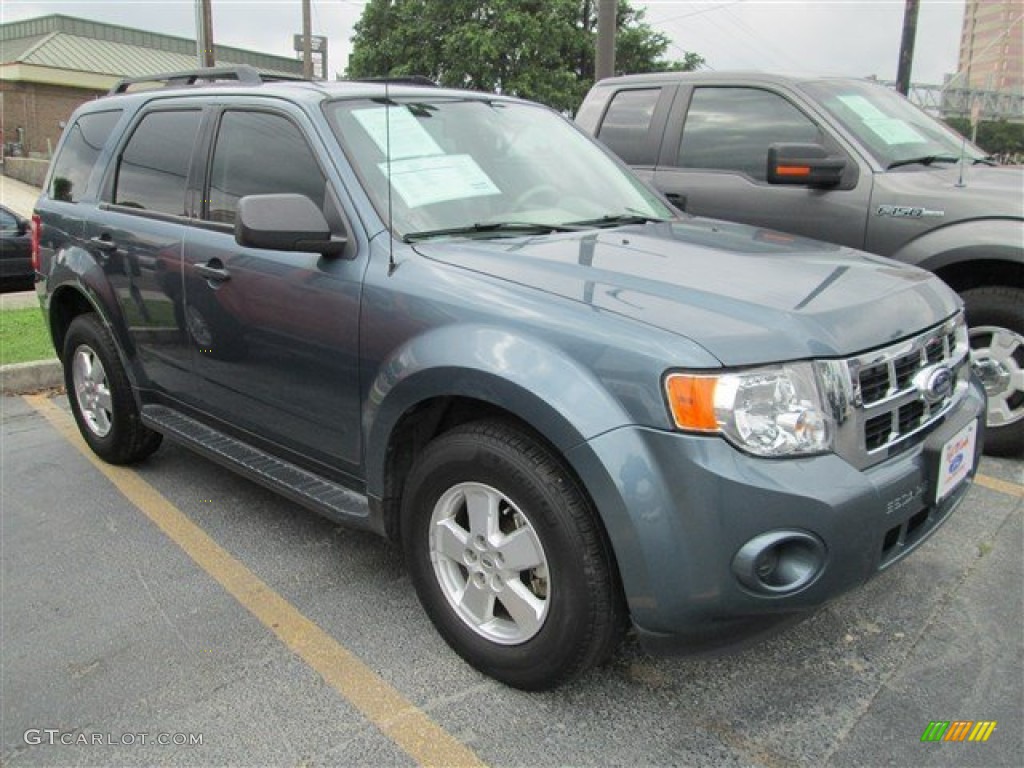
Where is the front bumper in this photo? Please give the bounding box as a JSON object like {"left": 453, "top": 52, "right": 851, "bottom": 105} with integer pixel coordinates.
{"left": 567, "top": 375, "right": 986, "bottom": 655}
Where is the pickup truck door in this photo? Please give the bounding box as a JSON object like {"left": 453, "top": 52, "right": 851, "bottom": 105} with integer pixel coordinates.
{"left": 652, "top": 85, "right": 872, "bottom": 249}
{"left": 181, "top": 106, "right": 366, "bottom": 474}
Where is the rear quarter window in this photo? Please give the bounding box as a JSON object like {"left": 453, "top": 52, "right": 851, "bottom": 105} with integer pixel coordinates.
{"left": 48, "top": 110, "right": 122, "bottom": 203}
{"left": 596, "top": 88, "right": 661, "bottom": 165}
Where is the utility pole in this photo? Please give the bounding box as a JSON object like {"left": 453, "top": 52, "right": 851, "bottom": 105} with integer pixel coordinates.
{"left": 896, "top": 0, "right": 919, "bottom": 95}
{"left": 196, "top": 0, "right": 215, "bottom": 68}
{"left": 302, "top": 0, "right": 314, "bottom": 80}
{"left": 595, "top": 0, "right": 616, "bottom": 82}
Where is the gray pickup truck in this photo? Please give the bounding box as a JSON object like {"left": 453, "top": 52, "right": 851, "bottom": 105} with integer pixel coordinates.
{"left": 35, "top": 69, "right": 985, "bottom": 689}
{"left": 577, "top": 72, "right": 1022, "bottom": 454}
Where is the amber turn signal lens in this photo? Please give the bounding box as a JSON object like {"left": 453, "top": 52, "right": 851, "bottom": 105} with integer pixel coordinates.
{"left": 664, "top": 374, "right": 719, "bottom": 432}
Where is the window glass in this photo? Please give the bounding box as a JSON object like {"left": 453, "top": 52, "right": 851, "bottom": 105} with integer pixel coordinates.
{"left": 0, "top": 208, "right": 18, "bottom": 231}
{"left": 114, "top": 111, "right": 201, "bottom": 215}
{"left": 596, "top": 89, "right": 661, "bottom": 164}
{"left": 206, "top": 111, "right": 325, "bottom": 225}
{"left": 677, "top": 88, "right": 822, "bottom": 180}
{"left": 49, "top": 110, "right": 122, "bottom": 203}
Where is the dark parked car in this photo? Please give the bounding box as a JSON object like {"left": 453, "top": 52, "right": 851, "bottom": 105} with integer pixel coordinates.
{"left": 34, "top": 67, "right": 985, "bottom": 689}
{"left": 0, "top": 203, "right": 33, "bottom": 291}
{"left": 577, "top": 72, "right": 1022, "bottom": 455}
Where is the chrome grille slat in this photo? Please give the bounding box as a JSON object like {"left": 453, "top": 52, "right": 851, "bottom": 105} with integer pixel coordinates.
{"left": 822, "top": 313, "right": 970, "bottom": 470}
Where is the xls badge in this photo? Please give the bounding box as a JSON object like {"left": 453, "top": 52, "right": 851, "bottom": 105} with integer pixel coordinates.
{"left": 876, "top": 205, "right": 945, "bottom": 219}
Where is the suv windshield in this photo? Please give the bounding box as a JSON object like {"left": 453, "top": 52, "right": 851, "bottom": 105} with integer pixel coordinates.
{"left": 799, "top": 79, "right": 988, "bottom": 169}
{"left": 326, "top": 97, "right": 672, "bottom": 240}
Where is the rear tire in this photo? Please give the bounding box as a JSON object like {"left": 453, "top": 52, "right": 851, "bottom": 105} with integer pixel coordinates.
{"left": 63, "top": 313, "right": 162, "bottom": 464}
{"left": 401, "top": 420, "right": 625, "bottom": 690}
{"left": 962, "top": 286, "right": 1024, "bottom": 456}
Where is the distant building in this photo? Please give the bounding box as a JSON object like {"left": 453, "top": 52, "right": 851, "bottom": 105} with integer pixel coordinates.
{"left": 957, "top": 0, "right": 1022, "bottom": 94}
{"left": 1, "top": 14, "right": 304, "bottom": 156}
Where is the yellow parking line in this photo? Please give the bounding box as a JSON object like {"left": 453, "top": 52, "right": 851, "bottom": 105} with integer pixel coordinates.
{"left": 975, "top": 473, "right": 1024, "bottom": 499}
{"left": 26, "top": 394, "right": 485, "bottom": 768}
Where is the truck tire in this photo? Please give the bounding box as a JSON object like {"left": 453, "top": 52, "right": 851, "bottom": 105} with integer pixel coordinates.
{"left": 401, "top": 420, "right": 625, "bottom": 690}
{"left": 962, "top": 286, "right": 1024, "bottom": 456}
{"left": 63, "top": 313, "right": 163, "bottom": 464}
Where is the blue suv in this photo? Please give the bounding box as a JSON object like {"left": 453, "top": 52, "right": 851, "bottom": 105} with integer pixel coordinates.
{"left": 34, "top": 67, "right": 985, "bottom": 689}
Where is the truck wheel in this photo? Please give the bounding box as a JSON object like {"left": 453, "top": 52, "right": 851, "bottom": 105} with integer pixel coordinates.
{"left": 401, "top": 420, "right": 624, "bottom": 690}
{"left": 63, "top": 313, "right": 162, "bottom": 464}
{"left": 962, "top": 286, "right": 1024, "bottom": 456}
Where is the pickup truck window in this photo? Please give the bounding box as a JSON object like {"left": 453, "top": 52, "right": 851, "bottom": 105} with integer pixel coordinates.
{"left": 799, "top": 79, "right": 987, "bottom": 168}
{"left": 49, "top": 110, "right": 122, "bottom": 203}
{"left": 596, "top": 88, "right": 660, "bottom": 165}
{"left": 207, "top": 111, "right": 326, "bottom": 225}
{"left": 113, "top": 110, "right": 201, "bottom": 216}
{"left": 677, "top": 87, "right": 822, "bottom": 180}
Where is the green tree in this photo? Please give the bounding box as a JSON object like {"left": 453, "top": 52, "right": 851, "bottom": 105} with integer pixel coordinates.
{"left": 944, "top": 117, "right": 1024, "bottom": 159}
{"left": 346, "top": 0, "right": 703, "bottom": 113}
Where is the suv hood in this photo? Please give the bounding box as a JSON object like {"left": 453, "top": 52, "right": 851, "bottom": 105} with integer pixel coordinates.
{"left": 413, "top": 218, "right": 960, "bottom": 366}
{"left": 876, "top": 163, "right": 1024, "bottom": 220}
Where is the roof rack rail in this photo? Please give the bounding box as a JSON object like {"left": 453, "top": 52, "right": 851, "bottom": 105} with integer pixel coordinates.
{"left": 351, "top": 75, "right": 438, "bottom": 87}
{"left": 108, "top": 65, "right": 306, "bottom": 95}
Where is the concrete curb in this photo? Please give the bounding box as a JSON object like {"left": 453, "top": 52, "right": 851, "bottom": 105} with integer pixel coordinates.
{"left": 1, "top": 359, "right": 64, "bottom": 395}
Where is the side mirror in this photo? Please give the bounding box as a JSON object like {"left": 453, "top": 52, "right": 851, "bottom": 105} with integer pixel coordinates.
{"left": 766, "top": 143, "right": 846, "bottom": 188}
{"left": 16, "top": 217, "right": 29, "bottom": 235}
{"left": 235, "top": 193, "right": 348, "bottom": 257}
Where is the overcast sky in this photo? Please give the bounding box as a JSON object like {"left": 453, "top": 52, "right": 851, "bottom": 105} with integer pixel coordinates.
{"left": 2, "top": 1, "right": 968, "bottom": 85}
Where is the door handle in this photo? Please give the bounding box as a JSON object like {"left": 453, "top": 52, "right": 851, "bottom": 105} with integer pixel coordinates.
{"left": 665, "top": 192, "right": 687, "bottom": 211}
{"left": 89, "top": 235, "right": 118, "bottom": 253}
{"left": 193, "top": 261, "right": 231, "bottom": 282}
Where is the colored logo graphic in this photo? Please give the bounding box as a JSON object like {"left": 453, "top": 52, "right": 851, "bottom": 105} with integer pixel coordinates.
{"left": 921, "top": 721, "right": 997, "bottom": 742}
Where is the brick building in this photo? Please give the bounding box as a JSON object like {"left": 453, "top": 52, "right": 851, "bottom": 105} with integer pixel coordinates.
{"left": 1, "top": 14, "right": 304, "bottom": 156}
{"left": 957, "top": 0, "right": 1023, "bottom": 94}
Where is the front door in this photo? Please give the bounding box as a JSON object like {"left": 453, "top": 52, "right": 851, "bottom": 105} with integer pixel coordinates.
{"left": 182, "top": 107, "right": 364, "bottom": 473}
{"left": 653, "top": 86, "right": 872, "bottom": 249}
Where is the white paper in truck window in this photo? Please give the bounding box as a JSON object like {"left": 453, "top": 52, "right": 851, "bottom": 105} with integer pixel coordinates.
{"left": 836, "top": 94, "right": 888, "bottom": 122}
{"left": 863, "top": 118, "right": 925, "bottom": 145}
{"left": 836, "top": 95, "right": 925, "bottom": 145}
{"left": 353, "top": 107, "right": 443, "bottom": 160}
{"left": 381, "top": 154, "right": 500, "bottom": 208}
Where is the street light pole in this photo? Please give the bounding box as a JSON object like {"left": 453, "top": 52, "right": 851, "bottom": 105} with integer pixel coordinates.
{"left": 302, "top": 0, "right": 314, "bottom": 80}
{"left": 596, "top": 0, "right": 616, "bottom": 82}
{"left": 195, "top": 0, "right": 215, "bottom": 68}
{"left": 896, "top": 0, "right": 919, "bottom": 95}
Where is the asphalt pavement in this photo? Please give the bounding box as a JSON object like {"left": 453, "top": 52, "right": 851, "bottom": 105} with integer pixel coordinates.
{"left": 1, "top": 392, "right": 1021, "bottom": 767}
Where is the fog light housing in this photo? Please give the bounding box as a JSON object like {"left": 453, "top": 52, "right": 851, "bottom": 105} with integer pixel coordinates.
{"left": 732, "top": 531, "right": 826, "bottom": 595}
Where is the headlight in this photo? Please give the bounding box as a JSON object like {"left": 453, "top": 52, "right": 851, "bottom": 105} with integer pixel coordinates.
{"left": 664, "top": 362, "right": 833, "bottom": 457}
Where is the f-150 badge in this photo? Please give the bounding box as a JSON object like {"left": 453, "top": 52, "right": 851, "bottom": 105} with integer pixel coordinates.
{"left": 876, "top": 205, "right": 945, "bottom": 218}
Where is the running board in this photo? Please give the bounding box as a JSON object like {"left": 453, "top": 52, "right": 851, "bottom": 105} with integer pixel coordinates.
{"left": 141, "top": 405, "right": 371, "bottom": 527}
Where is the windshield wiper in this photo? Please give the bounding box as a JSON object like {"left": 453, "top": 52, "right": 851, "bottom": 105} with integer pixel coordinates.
{"left": 974, "top": 155, "right": 998, "bottom": 166}
{"left": 886, "top": 155, "right": 960, "bottom": 170}
{"left": 566, "top": 212, "right": 671, "bottom": 228}
{"left": 403, "top": 221, "right": 583, "bottom": 243}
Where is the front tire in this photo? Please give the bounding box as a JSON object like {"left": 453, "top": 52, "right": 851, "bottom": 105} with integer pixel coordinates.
{"left": 63, "top": 313, "right": 162, "bottom": 464}
{"left": 401, "top": 420, "right": 625, "bottom": 690}
{"left": 963, "top": 286, "right": 1024, "bottom": 456}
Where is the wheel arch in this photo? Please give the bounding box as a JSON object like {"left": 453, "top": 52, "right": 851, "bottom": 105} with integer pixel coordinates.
{"left": 363, "top": 325, "right": 636, "bottom": 542}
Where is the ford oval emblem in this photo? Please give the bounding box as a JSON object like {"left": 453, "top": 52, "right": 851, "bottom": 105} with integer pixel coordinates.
{"left": 917, "top": 365, "right": 954, "bottom": 403}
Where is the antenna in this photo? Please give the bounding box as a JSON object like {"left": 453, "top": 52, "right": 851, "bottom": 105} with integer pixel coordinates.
{"left": 956, "top": 132, "right": 967, "bottom": 188}
{"left": 385, "top": 79, "right": 397, "bottom": 275}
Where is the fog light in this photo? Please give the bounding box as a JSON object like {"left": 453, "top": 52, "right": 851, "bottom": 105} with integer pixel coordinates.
{"left": 732, "top": 531, "right": 826, "bottom": 596}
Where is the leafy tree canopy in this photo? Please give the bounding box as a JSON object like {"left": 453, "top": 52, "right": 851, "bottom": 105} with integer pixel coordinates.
{"left": 943, "top": 117, "right": 1024, "bottom": 160}
{"left": 346, "top": 0, "right": 703, "bottom": 113}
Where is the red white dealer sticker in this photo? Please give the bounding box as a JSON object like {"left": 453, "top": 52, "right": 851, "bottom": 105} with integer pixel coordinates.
{"left": 935, "top": 421, "right": 978, "bottom": 502}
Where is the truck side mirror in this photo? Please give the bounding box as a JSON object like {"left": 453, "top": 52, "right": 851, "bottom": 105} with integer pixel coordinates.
{"left": 235, "top": 193, "right": 348, "bottom": 257}
{"left": 766, "top": 143, "right": 846, "bottom": 188}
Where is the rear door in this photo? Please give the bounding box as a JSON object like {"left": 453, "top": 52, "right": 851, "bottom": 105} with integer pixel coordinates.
{"left": 91, "top": 106, "right": 204, "bottom": 397}
{"left": 182, "top": 103, "right": 365, "bottom": 473}
{"left": 588, "top": 84, "right": 677, "bottom": 187}
{"left": 652, "top": 85, "right": 872, "bottom": 248}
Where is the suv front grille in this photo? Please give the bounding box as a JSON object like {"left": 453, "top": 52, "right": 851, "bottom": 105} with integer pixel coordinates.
{"left": 823, "top": 313, "right": 970, "bottom": 470}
